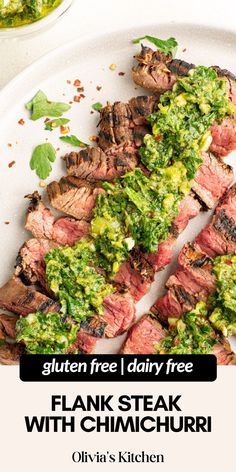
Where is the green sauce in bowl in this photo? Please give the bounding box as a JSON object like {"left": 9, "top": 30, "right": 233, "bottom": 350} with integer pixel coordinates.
{"left": 0, "top": 0, "right": 63, "bottom": 28}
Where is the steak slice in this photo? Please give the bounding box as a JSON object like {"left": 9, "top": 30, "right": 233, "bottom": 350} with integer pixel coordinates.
{"left": 0, "top": 341, "right": 24, "bottom": 365}
{"left": 75, "top": 292, "right": 136, "bottom": 353}
{"left": 144, "top": 193, "right": 202, "bottom": 271}
{"left": 0, "top": 276, "right": 60, "bottom": 316}
{"left": 97, "top": 96, "right": 156, "bottom": 151}
{"left": 132, "top": 46, "right": 195, "bottom": 93}
{"left": 196, "top": 184, "right": 236, "bottom": 257}
{"left": 114, "top": 248, "right": 154, "bottom": 301}
{"left": 47, "top": 176, "right": 104, "bottom": 221}
{"left": 210, "top": 118, "right": 236, "bottom": 157}
{"left": 64, "top": 146, "right": 138, "bottom": 181}
{"left": 152, "top": 184, "right": 236, "bottom": 323}
{"left": 15, "top": 239, "right": 58, "bottom": 287}
{"left": 120, "top": 314, "right": 166, "bottom": 354}
{"left": 26, "top": 191, "right": 90, "bottom": 245}
{"left": 121, "top": 313, "right": 235, "bottom": 364}
{"left": 191, "top": 153, "right": 233, "bottom": 208}
{"left": 0, "top": 313, "right": 18, "bottom": 339}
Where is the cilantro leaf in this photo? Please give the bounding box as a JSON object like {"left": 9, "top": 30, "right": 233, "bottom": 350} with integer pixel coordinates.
{"left": 92, "top": 102, "right": 103, "bottom": 112}
{"left": 132, "top": 35, "right": 178, "bottom": 57}
{"left": 60, "top": 135, "right": 89, "bottom": 148}
{"left": 30, "top": 143, "right": 56, "bottom": 180}
{"left": 26, "top": 90, "right": 71, "bottom": 121}
{"left": 45, "top": 118, "right": 70, "bottom": 131}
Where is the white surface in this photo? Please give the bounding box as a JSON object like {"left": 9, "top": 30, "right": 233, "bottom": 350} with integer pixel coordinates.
{"left": 0, "top": 0, "right": 235, "bottom": 89}
{"left": 0, "top": 23, "right": 236, "bottom": 354}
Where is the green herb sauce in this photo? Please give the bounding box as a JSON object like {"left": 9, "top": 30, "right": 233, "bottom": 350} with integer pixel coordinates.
{"left": 156, "top": 255, "right": 236, "bottom": 354}
{"left": 92, "top": 163, "right": 190, "bottom": 274}
{"left": 16, "top": 312, "right": 77, "bottom": 354}
{"left": 209, "top": 255, "right": 236, "bottom": 336}
{"left": 0, "top": 0, "right": 62, "bottom": 28}
{"left": 156, "top": 302, "right": 217, "bottom": 354}
{"left": 140, "top": 66, "right": 235, "bottom": 178}
{"left": 45, "top": 239, "right": 114, "bottom": 323}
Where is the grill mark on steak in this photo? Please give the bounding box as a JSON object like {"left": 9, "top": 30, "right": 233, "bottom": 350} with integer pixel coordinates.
{"left": 213, "top": 209, "right": 236, "bottom": 241}
{"left": 151, "top": 184, "right": 236, "bottom": 323}
{"left": 65, "top": 146, "right": 138, "bottom": 181}
{"left": 0, "top": 276, "right": 60, "bottom": 316}
{"left": 47, "top": 176, "right": 104, "bottom": 221}
{"left": 80, "top": 316, "right": 106, "bottom": 338}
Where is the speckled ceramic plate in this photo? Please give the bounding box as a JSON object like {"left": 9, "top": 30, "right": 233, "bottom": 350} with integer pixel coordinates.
{"left": 0, "top": 23, "right": 236, "bottom": 354}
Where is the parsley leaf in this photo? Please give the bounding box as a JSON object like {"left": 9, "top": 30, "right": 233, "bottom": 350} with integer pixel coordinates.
{"left": 30, "top": 143, "right": 56, "bottom": 180}
{"left": 60, "top": 135, "right": 89, "bottom": 148}
{"left": 45, "top": 118, "right": 70, "bottom": 131}
{"left": 26, "top": 90, "right": 71, "bottom": 121}
{"left": 132, "top": 35, "right": 178, "bottom": 57}
{"left": 92, "top": 102, "right": 103, "bottom": 112}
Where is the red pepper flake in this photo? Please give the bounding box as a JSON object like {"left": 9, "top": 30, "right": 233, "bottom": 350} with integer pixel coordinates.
{"left": 154, "top": 135, "right": 162, "bottom": 141}
{"left": 7, "top": 143, "right": 12, "bottom": 147}
{"left": 118, "top": 71, "right": 125, "bottom": 76}
{"left": 90, "top": 111, "right": 94, "bottom": 114}
{"left": 77, "top": 87, "right": 84, "bottom": 92}
{"left": 44, "top": 117, "right": 50, "bottom": 123}
{"left": 74, "top": 79, "right": 81, "bottom": 87}
{"left": 73, "top": 95, "right": 81, "bottom": 103}
{"left": 96, "top": 85, "right": 102, "bottom": 91}
{"left": 69, "top": 101, "right": 73, "bottom": 104}
{"left": 66, "top": 79, "right": 71, "bottom": 84}
{"left": 4, "top": 221, "right": 10, "bottom": 225}
{"left": 182, "top": 48, "right": 187, "bottom": 52}
{"left": 18, "top": 118, "right": 25, "bottom": 125}
{"left": 80, "top": 93, "right": 85, "bottom": 99}
{"left": 8, "top": 160, "right": 16, "bottom": 168}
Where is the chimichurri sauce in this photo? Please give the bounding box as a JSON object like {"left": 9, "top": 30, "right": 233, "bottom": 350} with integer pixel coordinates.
{"left": 0, "top": 0, "right": 62, "bottom": 28}
{"left": 156, "top": 255, "right": 236, "bottom": 354}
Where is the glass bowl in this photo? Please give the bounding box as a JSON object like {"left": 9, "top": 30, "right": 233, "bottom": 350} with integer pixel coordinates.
{"left": 0, "top": 0, "right": 73, "bottom": 39}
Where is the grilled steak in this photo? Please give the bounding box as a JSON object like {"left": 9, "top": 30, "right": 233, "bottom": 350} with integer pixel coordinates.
{"left": 132, "top": 47, "right": 236, "bottom": 158}
{"left": 191, "top": 153, "right": 233, "bottom": 208}
{"left": 15, "top": 238, "right": 58, "bottom": 287}
{"left": 114, "top": 248, "right": 155, "bottom": 301}
{"left": 0, "top": 276, "right": 60, "bottom": 316}
{"left": 152, "top": 184, "right": 236, "bottom": 322}
{"left": 132, "top": 46, "right": 195, "bottom": 93}
{"left": 120, "top": 314, "right": 166, "bottom": 354}
{"left": 97, "top": 96, "right": 157, "bottom": 151}
{"left": 196, "top": 184, "right": 236, "bottom": 257}
{"left": 74, "top": 292, "right": 136, "bottom": 353}
{"left": 64, "top": 146, "right": 138, "bottom": 181}
{"left": 0, "top": 313, "right": 18, "bottom": 339}
{"left": 47, "top": 176, "right": 104, "bottom": 220}
{"left": 120, "top": 313, "right": 235, "bottom": 364}
{"left": 0, "top": 341, "right": 24, "bottom": 365}
{"left": 26, "top": 191, "right": 90, "bottom": 245}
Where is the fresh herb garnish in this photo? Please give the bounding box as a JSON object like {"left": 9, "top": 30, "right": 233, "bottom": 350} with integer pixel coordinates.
{"left": 30, "top": 143, "right": 56, "bottom": 180}
{"left": 45, "top": 118, "right": 70, "bottom": 131}
{"left": 26, "top": 90, "right": 71, "bottom": 121}
{"left": 92, "top": 102, "right": 103, "bottom": 112}
{"left": 60, "top": 135, "right": 89, "bottom": 147}
{"left": 132, "top": 35, "right": 178, "bottom": 56}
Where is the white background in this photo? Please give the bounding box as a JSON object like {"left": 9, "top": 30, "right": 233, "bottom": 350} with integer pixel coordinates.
{"left": 0, "top": 0, "right": 235, "bottom": 90}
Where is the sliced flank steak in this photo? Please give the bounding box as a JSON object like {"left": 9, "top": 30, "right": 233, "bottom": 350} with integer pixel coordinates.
{"left": 0, "top": 276, "right": 60, "bottom": 317}
{"left": 0, "top": 313, "right": 24, "bottom": 365}
{"left": 120, "top": 314, "right": 166, "bottom": 354}
{"left": 151, "top": 184, "right": 236, "bottom": 323}
{"left": 72, "top": 292, "right": 136, "bottom": 353}
{"left": 120, "top": 313, "right": 236, "bottom": 364}
{"left": 64, "top": 146, "right": 138, "bottom": 181}
{"left": 47, "top": 176, "right": 104, "bottom": 221}
{"left": 132, "top": 47, "right": 236, "bottom": 157}
{"left": 97, "top": 96, "right": 157, "bottom": 151}
{"left": 15, "top": 238, "right": 58, "bottom": 288}
{"left": 25, "top": 191, "right": 90, "bottom": 245}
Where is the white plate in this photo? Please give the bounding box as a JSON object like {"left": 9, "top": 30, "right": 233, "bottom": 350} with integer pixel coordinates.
{"left": 0, "top": 23, "right": 236, "bottom": 354}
